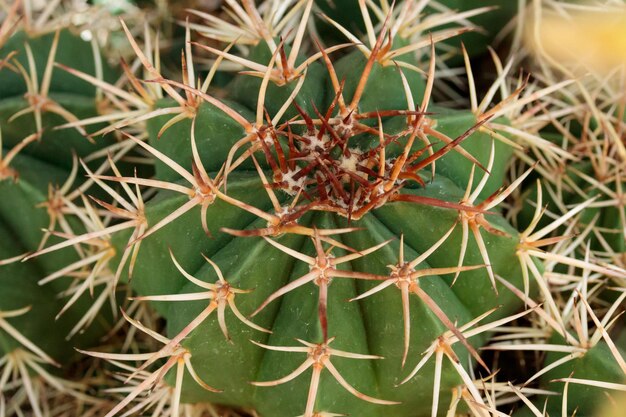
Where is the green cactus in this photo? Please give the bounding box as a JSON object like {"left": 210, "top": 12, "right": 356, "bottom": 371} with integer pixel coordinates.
{"left": 492, "top": 269, "right": 626, "bottom": 417}
{"left": 115, "top": 105, "right": 527, "bottom": 417}
{"left": 0, "top": 28, "right": 122, "bottom": 410}
{"left": 508, "top": 175, "right": 626, "bottom": 409}
{"left": 503, "top": 2, "right": 626, "bottom": 411}
{"left": 49, "top": 4, "right": 548, "bottom": 414}
{"left": 516, "top": 147, "right": 626, "bottom": 256}
{"left": 316, "top": 0, "right": 519, "bottom": 63}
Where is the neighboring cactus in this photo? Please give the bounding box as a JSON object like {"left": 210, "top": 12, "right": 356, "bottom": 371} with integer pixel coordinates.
{"left": 316, "top": 0, "right": 519, "bottom": 64}
{"left": 509, "top": 0, "right": 626, "bottom": 258}
{"left": 504, "top": 141, "right": 626, "bottom": 415}
{"left": 489, "top": 3, "right": 626, "bottom": 414}
{"left": 488, "top": 255, "right": 626, "bottom": 417}
{"left": 0, "top": 24, "right": 125, "bottom": 412}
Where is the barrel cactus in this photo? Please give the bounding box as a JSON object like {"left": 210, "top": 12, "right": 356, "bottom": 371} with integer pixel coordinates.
{"left": 490, "top": 2, "right": 626, "bottom": 416}
{"left": 24, "top": 3, "right": 534, "bottom": 417}
{"left": 1, "top": 1, "right": 625, "bottom": 417}
{"left": 0, "top": 20, "right": 127, "bottom": 414}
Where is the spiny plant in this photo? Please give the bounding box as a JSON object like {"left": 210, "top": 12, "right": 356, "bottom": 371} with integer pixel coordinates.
{"left": 490, "top": 1, "right": 626, "bottom": 415}
{"left": 315, "top": 0, "right": 520, "bottom": 66}
{"left": 0, "top": 3, "right": 144, "bottom": 412}
{"left": 1, "top": 1, "right": 625, "bottom": 417}
{"left": 506, "top": 0, "right": 625, "bottom": 255}
{"left": 15, "top": 3, "right": 541, "bottom": 417}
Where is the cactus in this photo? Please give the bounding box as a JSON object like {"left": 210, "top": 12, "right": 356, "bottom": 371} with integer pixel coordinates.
{"left": 0, "top": 21, "right": 127, "bottom": 412}
{"left": 488, "top": 2, "right": 626, "bottom": 416}
{"left": 316, "top": 0, "right": 519, "bottom": 64}
{"left": 1, "top": 1, "right": 625, "bottom": 417}
{"left": 510, "top": 0, "right": 625, "bottom": 256}
{"left": 27, "top": 3, "right": 544, "bottom": 417}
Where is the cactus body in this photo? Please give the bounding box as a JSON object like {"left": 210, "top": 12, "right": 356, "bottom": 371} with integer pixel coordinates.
{"left": 105, "top": 91, "right": 530, "bottom": 416}
{"left": 0, "top": 30, "right": 117, "bottom": 361}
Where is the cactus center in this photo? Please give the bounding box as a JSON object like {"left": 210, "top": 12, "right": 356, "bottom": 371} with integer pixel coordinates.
{"left": 308, "top": 342, "right": 331, "bottom": 369}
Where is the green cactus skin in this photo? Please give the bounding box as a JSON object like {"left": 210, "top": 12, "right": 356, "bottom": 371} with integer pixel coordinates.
{"left": 333, "top": 48, "right": 425, "bottom": 114}
{"left": 227, "top": 42, "right": 329, "bottom": 120}
{"left": 0, "top": 30, "right": 118, "bottom": 362}
{"left": 515, "top": 134, "right": 626, "bottom": 255}
{"left": 0, "top": 30, "right": 117, "bottom": 99}
{"left": 433, "top": 1, "right": 519, "bottom": 62}
{"left": 540, "top": 337, "right": 626, "bottom": 417}
{"left": 510, "top": 59, "right": 625, "bottom": 255}
{"left": 508, "top": 331, "right": 626, "bottom": 417}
